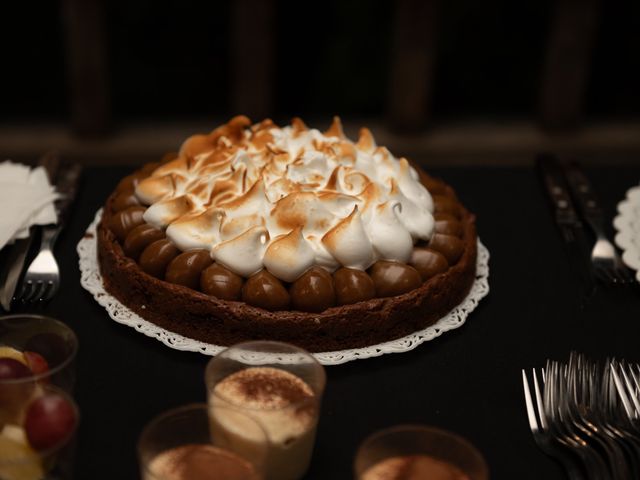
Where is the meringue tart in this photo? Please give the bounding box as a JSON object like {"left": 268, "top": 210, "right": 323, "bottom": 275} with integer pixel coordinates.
{"left": 97, "top": 116, "right": 477, "bottom": 352}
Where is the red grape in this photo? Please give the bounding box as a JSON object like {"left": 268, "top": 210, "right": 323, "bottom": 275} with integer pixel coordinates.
{"left": 25, "top": 393, "right": 77, "bottom": 451}
{"left": 0, "top": 358, "right": 35, "bottom": 426}
{"left": 0, "top": 358, "right": 31, "bottom": 380}
{"left": 23, "top": 351, "right": 50, "bottom": 378}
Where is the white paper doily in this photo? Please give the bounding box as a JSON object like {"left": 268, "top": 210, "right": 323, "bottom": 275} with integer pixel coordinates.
{"left": 78, "top": 209, "right": 490, "bottom": 365}
{"left": 614, "top": 184, "right": 640, "bottom": 283}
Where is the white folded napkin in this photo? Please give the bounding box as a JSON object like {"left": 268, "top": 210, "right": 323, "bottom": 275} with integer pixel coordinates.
{"left": 0, "top": 161, "right": 59, "bottom": 250}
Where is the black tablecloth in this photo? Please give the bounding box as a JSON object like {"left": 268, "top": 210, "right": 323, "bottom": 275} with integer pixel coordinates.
{"left": 23, "top": 165, "right": 640, "bottom": 479}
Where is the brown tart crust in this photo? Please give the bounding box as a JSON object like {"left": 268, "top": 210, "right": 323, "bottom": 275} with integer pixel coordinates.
{"left": 97, "top": 164, "right": 477, "bottom": 353}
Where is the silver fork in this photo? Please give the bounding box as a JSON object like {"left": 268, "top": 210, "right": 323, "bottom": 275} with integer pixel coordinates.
{"left": 17, "top": 163, "right": 82, "bottom": 304}
{"left": 522, "top": 368, "right": 585, "bottom": 479}
{"left": 18, "top": 227, "right": 61, "bottom": 302}
{"left": 544, "top": 361, "right": 611, "bottom": 480}
{"left": 564, "top": 162, "right": 634, "bottom": 285}
{"left": 590, "top": 233, "right": 634, "bottom": 285}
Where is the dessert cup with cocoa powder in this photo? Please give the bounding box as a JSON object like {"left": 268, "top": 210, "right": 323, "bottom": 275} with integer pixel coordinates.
{"left": 97, "top": 116, "right": 477, "bottom": 352}
{"left": 354, "top": 425, "right": 489, "bottom": 480}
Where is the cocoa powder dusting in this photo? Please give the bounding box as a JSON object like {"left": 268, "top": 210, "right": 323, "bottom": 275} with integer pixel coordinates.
{"left": 235, "top": 368, "right": 313, "bottom": 405}
{"left": 217, "top": 367, "right": 316, "bottom": 417}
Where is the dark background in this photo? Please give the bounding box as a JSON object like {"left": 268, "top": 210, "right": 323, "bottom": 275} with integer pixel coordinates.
{"left": 1, "top": 0, "right": 639, "bottom": 123}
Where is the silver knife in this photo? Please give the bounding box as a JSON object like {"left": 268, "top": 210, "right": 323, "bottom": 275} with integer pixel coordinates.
{"left": 0, "top": 152, "right": 60, "bottom": 310}
{"left": 536, "top": 153, "right": 595, "bottom": 296}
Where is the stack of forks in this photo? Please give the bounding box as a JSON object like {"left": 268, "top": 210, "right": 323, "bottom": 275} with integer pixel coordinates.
{"left": 523, "top": 352, "right": 640, "bottom": 480}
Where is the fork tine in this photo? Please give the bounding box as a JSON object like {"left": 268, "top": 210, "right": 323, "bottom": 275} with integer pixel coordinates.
{"left": 611, "top": 362, "right": 636, "bottom": 421}
{"left": 532, "top": 368, "right": 548, "bottom": 431}
{"left": 594, "top": 266, "right": 616, "bottom": 285}
{"left": 40, "top": 281, "right": 58, "bottom": 302}
{"left": 522, "top": 370, "right": 539, "bottom": 433}
{"left": 621, "top": 365, "right": 640, "bottom": 418}
{"left": 25, "top": 281, "right": 45, "bottom": 303}
{"left": 18, "top": 281, "right": 34, "bottom": 303}
{"left": 617, "top": 265, "right": 635, "bottom": 284}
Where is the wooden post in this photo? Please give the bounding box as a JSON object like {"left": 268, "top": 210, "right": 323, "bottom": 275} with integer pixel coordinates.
{"left": 388, "top": 0, "right": 439, "bottom": 131}
{"left": 62, "top": 0, "right": 110, "bottom": 136}
{"left": 538, "top": 0, "right": 599, "bottom": 130}
{"left": 230, "top": 0, "right": 276, "bottom": 119}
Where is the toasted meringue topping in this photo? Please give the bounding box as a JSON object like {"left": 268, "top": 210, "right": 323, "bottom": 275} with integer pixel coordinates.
{"left": 263, "top": 227, "right": 316, "bottom": 282}
{"left": 135, "top": 117, "right": 435, "bottom": 281}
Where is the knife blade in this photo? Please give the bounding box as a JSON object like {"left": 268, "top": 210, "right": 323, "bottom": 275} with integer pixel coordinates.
{"left": 0, "top": 152, "right": 60, "bottom": 311}
{"left": 536, "top": 153, "right": 595, "bottom": 295}
{"left": 563, "top": 160, "right": 606, "bottom": 235}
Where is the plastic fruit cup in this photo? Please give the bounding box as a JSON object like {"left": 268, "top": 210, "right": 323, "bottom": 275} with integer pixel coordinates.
{"left": 0, "top": 384, "right": 79, "bottom": 480}
{"left": 0, "top": 314, "right": 78, "bottom": 393}
{"left": 354, "top": 425, "right": 489, "bottom": 480}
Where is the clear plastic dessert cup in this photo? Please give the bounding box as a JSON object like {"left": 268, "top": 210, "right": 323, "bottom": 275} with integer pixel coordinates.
{"left": 354, "top": 425, "right": 489, "bottom": 480}
{"left": 0, "top": 314, "right": 78, "bottom": 393}
{"left": 205, "top": 341, "right": 326, "bottom": 480}
{"left": 138, "top": 403, "right": 265, "bottom": 480}
{"left": 0, "top": 384, "right": 79, "bottom": 480}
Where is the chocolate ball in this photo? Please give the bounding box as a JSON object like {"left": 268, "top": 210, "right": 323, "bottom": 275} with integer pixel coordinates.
{"left": 112, "top": 190, "right": 140, "bottom": 213}
{"left": 422, "top": 177, "right": 447, "bottom": 195}
{"left": 369, "top": 261, "right": 422, "bottom": 298}
{"left": 139, "top": 239, "right": 179, "bottom": 279}
{"left": 410, "top": 248, "right": 449, "bottom": 281}
{"left": 333, "top": 268, "right": 375, "bottom": 305}
{"left": 201, "top": 263, "right": 244, "bottom": 300}
{"left": 123, "top": 224, "right": 165, "bottom": 261}
{"left": 165, "top": 250, "right": 213, "bottom": 290}
{"left": 434, "top": 218, "right": 463, "bottom": 237}
{"left": 434, "top": 213, "right": 458, "bottom": 223}
{"left": 433, "top": 195, "right": 462, "bottom": 219}
{"left": 109, "top": 206, "right": 146, "bottom": 242}
{"left": 290, "top": 267, "right": 336, "bottom": 312}
{"left": 242, "top": 270, "right": 290, "bottom": 311}
{"left": 429, "top": 233, "right": 464, "bottom": 265}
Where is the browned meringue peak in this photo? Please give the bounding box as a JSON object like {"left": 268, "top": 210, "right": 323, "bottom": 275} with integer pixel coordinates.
{"left": 212, "top": 225, "right": 270, "bottom": 277}
{"left": 291, "top": 117, "right": 308, "bottom": 136}
{"left": 322, "top": 206, "right": 374, "bottom": 270}
{"left": 316, "top": 191, "right": 361, "bottom": 218}
{"left": 178, "top": 115, "right": 251, "bottom": 158}
{"left": 355, "top": 181, "right": 383, "bottom": 217}
{"left": 369, "top": 201, "right": 413, "bottom": 262}
{"left": 324, "top": 116, "right": 345, "bottom": 139}
{"left": 179, "top": 134, "right": 215, "bottom": 159}
{"left": 206, "top": 168, "right": 248, "bottom": 206}
{"left": 220, "top": 214, "right": 266, "bottom": 240}
{"left": 219, "top": 115, "right": 252, "bottom": 144}
{"left": 217, "top": 177, "right": 268, "bottom": 217}
{"left": 270, "top": 191, "right": 338, "bottom": 233}
{"left": 334, "top": 141, "right": 357, "bottom": 164}
{"left": 356, "top": 127, "right": 376, "bottom": 152}
{"left": 342, "top": 169, "right": 371, "bottom": 194}
{"left": 249, "top": 128, "right": 274, "bottom": 151}
{"left": 152, "top": 156, "right": 192, "bottom": 178}
{"left": 265, "top": 177, "right": 301, "bottom": 202}
{"left": 397, "top": 158, "right": 433, "bottom": 210}
{"left": 322, "top": 165, "right": 343, "bottom": 192}
{"left": 388, "top": 178, "right": 434, "bottom": 240}
{"left": 166, "top": 207, "right": 225, "bottom": 251}
{"left": 250, "top": 118, "right": 276, "bottom": 133}
{"left": 136, "top": 173, "right": 188, "bottom": 205}
{"left": 143, "top": 195, "right": 199, "bottom": 228}
{"left": 263, "top": 227, "right": 316, "bottom": 282}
